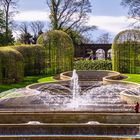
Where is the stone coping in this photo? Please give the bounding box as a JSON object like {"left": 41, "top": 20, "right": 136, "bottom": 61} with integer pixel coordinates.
{"left": 0, "top": 123, "right": 139, "bottom": 126}
{"left": 26, "top": 80, "right": 70, "bottom": 90}
{"left": 0, "top": 112, "right": 138, "bottom": 114}
{"left": 120, "top": 90, "right": 140, "bottom": 104}
{"left": 60, "top": 70, "right": 121, "bottom": 81}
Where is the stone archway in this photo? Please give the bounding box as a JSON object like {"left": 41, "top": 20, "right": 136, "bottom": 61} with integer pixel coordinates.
{"left": 74, "top": 44, "right": 112, "bottom": 60}
{"left": 96, "top": 49, "right": 105, "bottom": 60}
{"left": 107, "top": 49, "right": 112, "bottom": 59}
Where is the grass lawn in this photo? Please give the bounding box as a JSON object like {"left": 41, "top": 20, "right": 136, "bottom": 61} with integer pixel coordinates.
{"left": 1, "top": 73, "right": 140, "bottom": 93}
{"left": 123, "top": 74, "right": 140, "bottom": 84}
{"left": 0, "top": 76, "right": 56, "bottom": 93}
{"left": 38, "top": 76, "right": 56, "bottom": 83}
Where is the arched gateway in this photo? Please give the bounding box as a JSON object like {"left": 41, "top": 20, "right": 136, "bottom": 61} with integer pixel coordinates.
{"left": 74, "top": 44, "right": 112, "bottom": 59}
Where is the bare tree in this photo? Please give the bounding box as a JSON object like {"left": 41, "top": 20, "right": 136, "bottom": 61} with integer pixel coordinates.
{"left": 121, "top": 0, "right": 140, "bottom": 25}
{"left": 30, "top": 21, "right": 44, "bottom": 43}
{"left": 19, "top": 22, "right": 29, "bottom": 33}
{"left": 46, "top": 0, "right": 96, "bottom": 33}
{"left": 96, "top": 33, "right": 112, "bottom": 44}
{"left": 0, "top": 0, "right": 18, "bottom": 44}
{"left": 18, "top": 22, "right": 32, "bottom": 44}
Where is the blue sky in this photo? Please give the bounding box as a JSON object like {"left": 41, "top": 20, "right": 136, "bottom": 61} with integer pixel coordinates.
{"left": 14, "top": 0, "right": 136, "bottom": 41}
{"left": 91, "top": 0, "right": 127, "bottom": 16}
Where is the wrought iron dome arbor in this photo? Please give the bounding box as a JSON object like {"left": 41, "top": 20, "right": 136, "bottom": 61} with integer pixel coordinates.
{"left": 112, "top": 29, "right": 140, "bottom": 73}
{"left": 37, "top": 30, "right": 74, "bottom": 75}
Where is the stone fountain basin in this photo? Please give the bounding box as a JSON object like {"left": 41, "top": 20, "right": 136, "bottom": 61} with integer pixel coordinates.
{"left": 27, "top": 80, "right": 99, "bottom": 90}
{"left": 60, "top": 70, "right": 122, "bottom": 81}
{"left": 0, "top": 70, "right": 139, "bottom": 113}
{"left": 120, "top": 90, "right": 140, "bottom": 104}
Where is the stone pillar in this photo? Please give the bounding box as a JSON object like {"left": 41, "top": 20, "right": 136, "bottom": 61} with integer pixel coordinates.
{"left": 105, "top": 50, "right": 108, "bottom": 60}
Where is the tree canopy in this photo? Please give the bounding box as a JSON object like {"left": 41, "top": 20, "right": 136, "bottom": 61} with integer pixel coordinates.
{"left": 0, "top": 0, "right": 18, "bottom": 45}
{"left": 121, "top": 0, "right": 140, "bottom": 25}
{"left": 46, "top": 0, "right": 96, "bottom": 33}
{"left": 96, "top": 33, "right": 112, "bottom": 44}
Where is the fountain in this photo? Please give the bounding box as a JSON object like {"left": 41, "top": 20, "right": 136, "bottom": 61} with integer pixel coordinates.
{"left": 67, "top": 69, "right": 82, "bottom": 109}
{"left": 0, "top": 70, "right": 138, "bottom": 112}
{"left": 71, "top": 69, "right": 81, "bottom": 100}
{"left": 0, "top": 70, "right": 139, "bottom": 139}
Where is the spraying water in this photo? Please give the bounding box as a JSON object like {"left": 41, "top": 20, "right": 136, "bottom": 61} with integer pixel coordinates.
{"left": 0, "top": 70, "right": 136, "bottom": 112}
{"left": 71, "top": 69, "right": 81, "bottom": 100}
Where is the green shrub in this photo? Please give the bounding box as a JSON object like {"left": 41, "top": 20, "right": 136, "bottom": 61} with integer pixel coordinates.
{"left": 11, "top": 45, "right": 45, "bottom": 76}
{"left": 0, "top": 47, "right": 24, "bottom": 84}
{"left": 37, "top": 30, "right": 74, "bottom": 75}
{"left": 74, "top": 60, "right": 112, "bottom": 70}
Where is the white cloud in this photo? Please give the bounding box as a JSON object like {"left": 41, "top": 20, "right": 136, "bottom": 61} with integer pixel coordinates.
{"left": 88, "top": 15, "right": 137, "bottom": 34}
{"left": 14, "top": 11, "right": 136, "bottom": 34}
{"left": 13, "top": 10, "right": 138, "bottom": 39}
{"left": 12, "top": 30, "right": 21, "bottom": 39}
{"left": 14, "top": 10, "right": 50, "bottom": 22}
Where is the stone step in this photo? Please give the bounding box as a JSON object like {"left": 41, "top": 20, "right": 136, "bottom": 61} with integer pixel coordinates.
{"left": 0, "top": 135, "right": 138, "bottom": 140}
{"left": 0, "top": 112, "right": 139, "bottom": 124}
{"left": 0, "top": 124, "right": 138, "bottom": 135}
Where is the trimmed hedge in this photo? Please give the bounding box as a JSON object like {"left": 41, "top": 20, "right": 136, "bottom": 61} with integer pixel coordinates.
{"left": 11, "top": 45, "right": 45, "bottom": 76}
{"left": 37, "top": 30, "right": 74, "bottom": 75}
{"left": 112, "top": 29, "right": 140, "bottom": 73}
{"left": 0, "top": 47, "right": 24, "bottom": 84}
{"left": 74, "top": 60, "right": 112, "bottom": 70}
{"left": 0, "top": 30, "right": 74, "bottom": 83}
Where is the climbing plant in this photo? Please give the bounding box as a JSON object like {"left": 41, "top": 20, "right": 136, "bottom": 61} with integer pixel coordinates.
{"left": 37, "top": 30, "right": 74, "bottom": 75}
{"left": 112, "top": 29, "right": 140, "bottom": 73}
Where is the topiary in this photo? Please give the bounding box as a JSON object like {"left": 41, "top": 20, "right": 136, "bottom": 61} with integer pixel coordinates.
{"left": 112, "top": 29, "right": 140, "bottom": 73}
{"left": 11, "top": 45, "right": 45, "bottom": 76}
{"left": 37, "top": 30, "right": 74, "bottom": 75}
{"left": 0, "top": 47, "right": 24, "bottom": 84}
